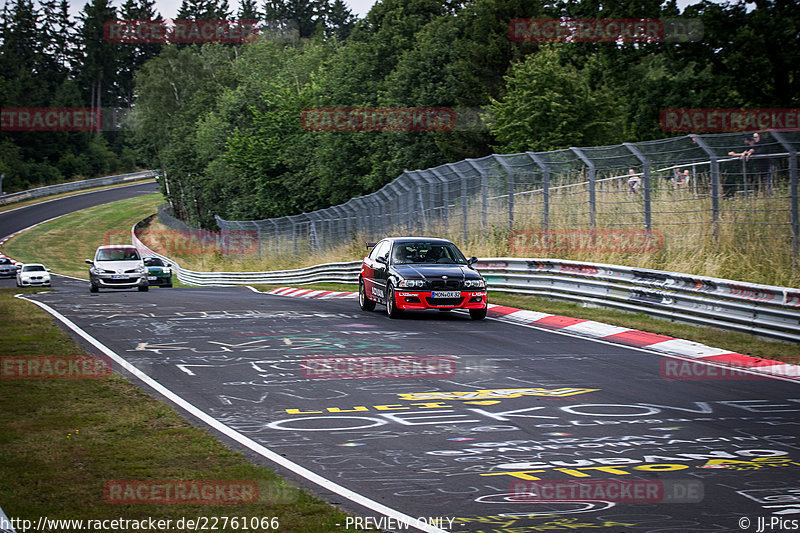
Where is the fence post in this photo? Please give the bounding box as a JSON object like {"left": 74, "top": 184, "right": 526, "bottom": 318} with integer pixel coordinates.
{"left": 624, "top": 143, "right": 652, "bottom": 231}
{"left": 396, "top": 174, "right": 414, "bottom": 233}
{"left": 570, "top": 147, "right": 596, "bottom": 227}
{"left": 771, "top": 131, "right": 799, "bottom": 259}
{"left": 528, "top": 152, "right": 550, "bottom": 231}
{"left": 494, "top": 155, "right": 515, "bottom": 232}
{"left": 464, "top": 159, "right": 488, "bottom": 232}
{"left": 692, "top": 134, "right": 720, "bottom": 240}
{"left": 430, "top": 168, "right": 450, "bottom": 231}
{"left": 291, "top": 216, "right": 298, "bottom": 257}
{"left": 417, "top": 171, "right": 438, "bottom": 233}
{"left": 457, "top": 165, "right": 468, "bottom": 242}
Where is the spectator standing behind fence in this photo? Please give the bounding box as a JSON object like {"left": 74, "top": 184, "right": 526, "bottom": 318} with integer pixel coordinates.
{"left": 675, "top": 169, "right": 691, "bottom": 187}
{"left": 750, "top": 132, "right": 771, "bottom": 195}
{"left": 627, "top": 169, "right": 641, "bottom": 194}
{"left": 728, "top": 135, "right": 755, "bottom": 196}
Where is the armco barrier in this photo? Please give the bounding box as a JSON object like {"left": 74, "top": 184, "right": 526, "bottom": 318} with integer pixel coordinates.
{"left": 131, "top": 226, "right": 360, "bottom": 286}
{"left": 476, "top": 258, "right": 800, "bottom": 343}
{"left": 132, "top": 227, "right": 800, "bottom": 342}
{"left": 0, "top": 170, "right": 159, "bottom": 206}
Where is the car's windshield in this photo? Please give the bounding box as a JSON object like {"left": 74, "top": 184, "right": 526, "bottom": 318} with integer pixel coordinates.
{"left": 23, "top": 265, "right": 45, "bottom": 272}
{"left": 97, "top": 248, "right": 140, "bottom": 261}
{"left": 0, "top": 258, "right": 11, "bottom": 265}
{"left": 144, "top": 258, "right": 164, "bottom": 267}
{"left": 391, "top": 242, "right": 467, "bottom": 265}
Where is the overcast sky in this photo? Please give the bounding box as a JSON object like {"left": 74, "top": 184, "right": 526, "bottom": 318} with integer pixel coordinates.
{"left": 37, "top": 0, "right": 711, "bottom": 23}
{"left": 60, "top": 0, "right": 378, "bottom": 19}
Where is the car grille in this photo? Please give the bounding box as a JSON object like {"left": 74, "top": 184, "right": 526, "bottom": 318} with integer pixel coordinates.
{"left": 105, "top": 278, "right": 133, "bottom": 284}
{"left": 430, "top": 280, "right": 461, "bottom": 290}
{"left": 425, "top": 297, "right": 464, "bottom": 306}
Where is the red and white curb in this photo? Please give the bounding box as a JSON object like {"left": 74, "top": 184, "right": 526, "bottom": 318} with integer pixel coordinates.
{"left": 265, "top": 287, "right": 358, "bottom": 300}
{"left": 264, "top": 286, "right": 800, "bottom": 381}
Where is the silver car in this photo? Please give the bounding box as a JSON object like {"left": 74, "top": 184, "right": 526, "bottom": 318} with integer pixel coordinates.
{"left": 0, "top": 257, "right": 17, "bottom": 277}
{"left": 86, "top": 245, "right": 149, "bottom": 293}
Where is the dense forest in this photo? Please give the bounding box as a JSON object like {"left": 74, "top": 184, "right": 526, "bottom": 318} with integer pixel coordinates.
{"left": 2, "top": 0, "right": 798, "bottom": 227}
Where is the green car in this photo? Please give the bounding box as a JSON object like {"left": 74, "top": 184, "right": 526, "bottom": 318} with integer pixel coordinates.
{"left": 143, "top": 257, "right": 173, "bottom": 287}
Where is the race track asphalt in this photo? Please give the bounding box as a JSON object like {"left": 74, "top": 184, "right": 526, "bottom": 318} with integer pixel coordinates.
{"left": 22, "top": 280, "right": 800, "bottom": 533}
{"left": 6, "top": 183, "right": 800, "bottom": 533}
{"left": 0, "top": 181, "right": 159, "bottom": 239}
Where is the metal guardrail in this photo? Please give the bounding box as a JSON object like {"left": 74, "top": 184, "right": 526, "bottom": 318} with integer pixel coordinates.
{"left": 131, "top": 226, "right": 361, "bottom": 286}
{"left": 476, "top": 258, "right": 800, "bottom": 343}
{"left": 132, "top": 226, "right": 800, "bottom": 342}
{"left": 0, "top": 170, "right": 160, "bottom": 206}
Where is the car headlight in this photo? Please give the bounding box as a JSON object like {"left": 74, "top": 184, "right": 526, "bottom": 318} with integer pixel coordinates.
{"left": 398, "top": 279, "right": 425, "bottom": 288}
{"left": 464, "top": 279, "right": 486, "bottom": 289}
{"left": 162, "top": 268, "right": 171, "bottom": 274}
{"left": 135, "top": 266, "right": 146, "bottom": 274}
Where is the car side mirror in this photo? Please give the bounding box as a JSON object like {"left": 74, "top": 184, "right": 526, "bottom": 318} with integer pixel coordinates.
{"left": 467, "top": 256, "right": 478, "bottom": 266}
{"left": 166, "top": 264, "right": 172, "bottom": 268}
{"left": 85, "top": 259, "right": 93, "bottom": 265}
{"left": 376, "top": 255, "right": 387, "bottom": 265}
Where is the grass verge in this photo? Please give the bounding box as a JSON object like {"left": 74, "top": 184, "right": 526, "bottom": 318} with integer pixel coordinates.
{"left": 0, "top": 288, "right": 365, "bottom": 531}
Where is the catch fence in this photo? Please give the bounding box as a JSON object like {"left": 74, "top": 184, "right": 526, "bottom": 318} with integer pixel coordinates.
{"left": 213, "top": 131, "right": 799, "bottom": 262}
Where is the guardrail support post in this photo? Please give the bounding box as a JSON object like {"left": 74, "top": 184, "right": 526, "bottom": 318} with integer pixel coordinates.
{"left": 570, "top": 147, "right": 596, "bottom": 227}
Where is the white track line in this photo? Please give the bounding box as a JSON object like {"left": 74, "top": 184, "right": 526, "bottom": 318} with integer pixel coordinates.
{"left": 16, "top": 294, "right": 449, "bottom": 533}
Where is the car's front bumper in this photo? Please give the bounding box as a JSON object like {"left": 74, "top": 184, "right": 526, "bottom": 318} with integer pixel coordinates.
{"left": 90, "top": 273, "right": 147, "bottom": 289}
{"left": 147, "top": 274, "right": 172, "bottom": 286}
{"left": 394, "top": 290, "right": 487, "bottom": 311}
{"left": 18, "top": 277, "right": 50, "bottom": 286}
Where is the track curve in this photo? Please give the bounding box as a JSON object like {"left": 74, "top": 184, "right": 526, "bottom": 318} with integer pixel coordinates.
{"left": 6, "top": 183, "right": 800, "bottom": 532}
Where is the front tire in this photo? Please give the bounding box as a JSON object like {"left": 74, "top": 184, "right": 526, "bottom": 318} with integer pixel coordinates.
{"left": 138, "top": 284, "right": 149, "bottom": 292}
{"left": 470, "top": 307, "right": 487, "bottom": 320}
{"left": 90, "top": 284, "right": 99, "bottom": 293}
{"left": 359, "top": 279, "right": 376, "bottom": 311}
{"left": 386, "top": 283, "right": 402, "bottom": 319}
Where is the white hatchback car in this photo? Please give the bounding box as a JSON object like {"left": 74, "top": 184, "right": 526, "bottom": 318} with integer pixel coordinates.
{"left": 16, "top": 263, "right": 51, "bottom": 287}
{"left": 86, "top": 245, "right": 148, "bottom": 292}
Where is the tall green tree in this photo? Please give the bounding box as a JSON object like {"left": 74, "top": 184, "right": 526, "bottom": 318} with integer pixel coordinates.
{"left": 488, "top": 46, "right": 625, "bottom": 152}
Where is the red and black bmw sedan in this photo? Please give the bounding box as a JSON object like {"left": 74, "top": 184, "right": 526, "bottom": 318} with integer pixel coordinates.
{"left": 359, "top": 237, "right": 488, "bottom": 320}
